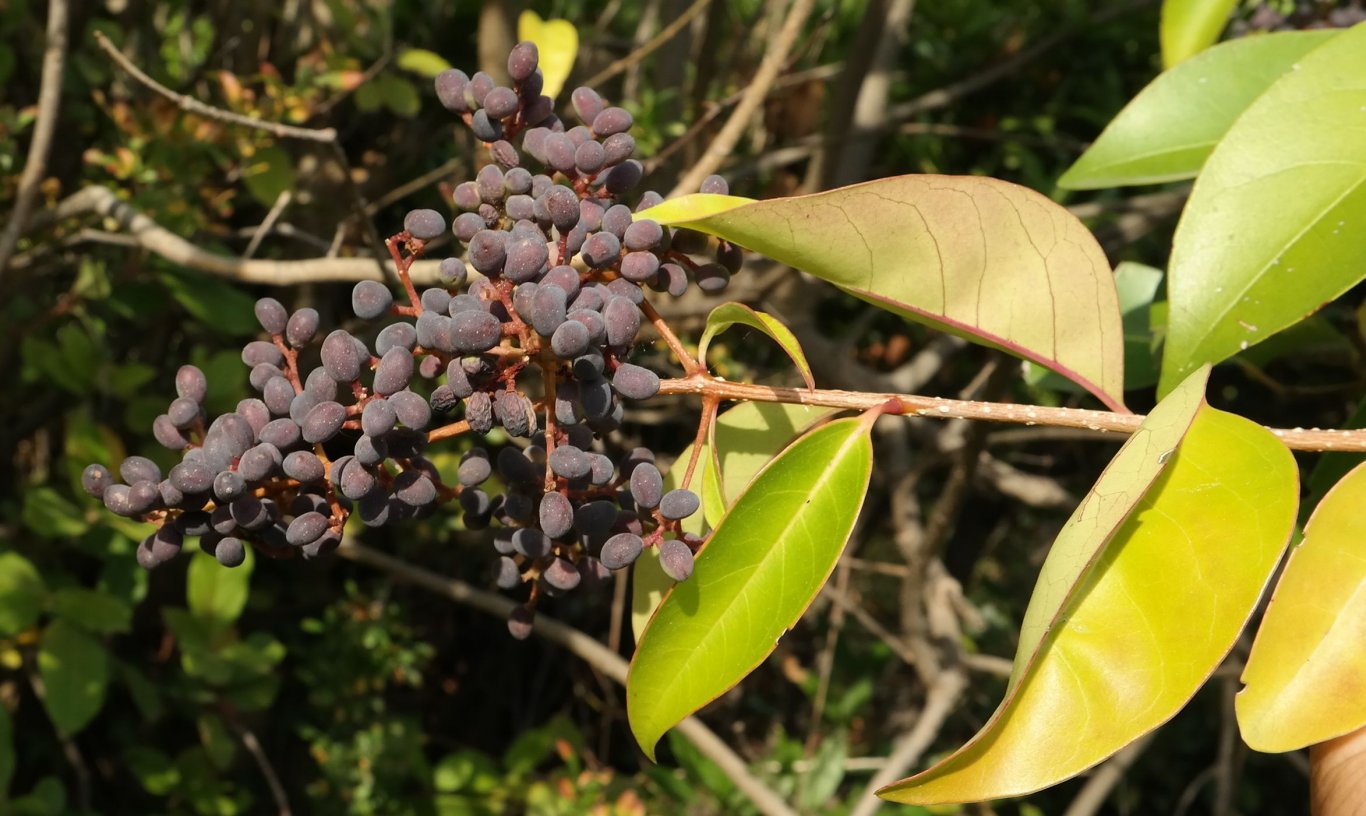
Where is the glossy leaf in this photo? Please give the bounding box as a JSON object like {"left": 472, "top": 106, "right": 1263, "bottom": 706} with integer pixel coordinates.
{"left": 700, "top": 402, "right": 841, "bottom": 527}
{"left": 879, "top": 368, "right": 1299, "bottom": 804}
{"left": 187, "top": 549, "right": 253, "bottom": 628}
{"left": 1160, "top": 0, "right": 1239, "bottom": 68}
{"left": 1060, "top": 31, "right": 1337, "bottom": 189}
{"left": 630, "top": 402, "right": 839, "bottom": 642}
{"left": 1159, "top": 23, "right": 1366, "bottom": 395}
{"left": 1026, "top": 261, "right": 1165, "bottom": 392}
{"left": 698, "top": 303, "right": 815, "bottom": 390}
{"left": 628, "top": 417, "right": 874, "bottom": 759}
{"left": 641, "top": 177, "right": 1126, "bottom": 410}
{"left": 38, "top": 621, "right": 110, "bottom": 736}
{"left": 1238, "top": 462, "right": 1366, "bottom": 751}
{"left": 517, "top": 11, "right": 577, "bottom": 100}
{"left": 0, "top": 552, "right": 47, "bottom": 636}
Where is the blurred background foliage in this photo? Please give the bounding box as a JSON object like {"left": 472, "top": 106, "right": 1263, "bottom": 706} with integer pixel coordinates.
{"left": 1, "top": 0, "right": 1360, "bottom": 813}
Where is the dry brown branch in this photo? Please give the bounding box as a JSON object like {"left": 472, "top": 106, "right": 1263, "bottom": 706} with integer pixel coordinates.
{"left": 336, "top": 541, "right": 800, "bottom": 816}
{"left": 669, "top": 0, "right": 818, "bottom": 196}
{"left": 0, "top": 0, "right": 70, "bottom": 281}
{"left": 657, "top": 374, "right": 1366, "bottom": 453}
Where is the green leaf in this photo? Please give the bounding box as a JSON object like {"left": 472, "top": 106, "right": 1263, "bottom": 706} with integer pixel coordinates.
{"left": 10, "top": 776, "right": 66, "bottom": 816}
{"left": 1158, "top": 24, "right": 1366, "bottom": 395}
{"left": 702, "top": 402, "right": 842, "bottom": 527}
{"left": 397, "top": 48, "right": 452, "bottom": 78}
{"left": 242, "top": 145, "right": 296, "bottom": 207}
{"left": 1237, "top": 462, "right": 1366, "bottom": 751}
{"left": 379, "top": 74, "right": 422, "bottom": 118}
{"left": 0, "top": 552, "right": 47, "bottom": 636}
{"left": 198, "top": 713, "right": 237, "bottom": 770}
{"left": 187, "top": 550, "right": 254, "bottom": 629}
{"left": 1160, "top": 0, "right": 1240, "bottom": 68}
{"left": 159, "top": 270, "right": 259, "bottom": 337}
{"left": 1060, "top": 31, "right": 1337, "bottom": 189}
{"left": 640, "top": 178, "right": 1126, "bottom": 410}
{"left": 21, "top": 487, "right": 89, "bottom": 539}
{"left": 517, "top": 11, "right": 578, "bottom": 100}
{"left": 797, "top": 731, "right": 849, "bottom": 810}
{"left": 51, "top": 588, "right": 132, "bottom": 634}
{"left": 628, "top": 416, "right": 875, "bottom": 759}
{"left": 698, "top": 303, "right": 815, "bottom": 390}
{"left": 631, "top": 401, "right": 839, "bottom": 642}
{"left": 38, "top": 620, "right": 110, "bottom": 737}
{"left": 878, "top": 368, "right": 1299, "bottom": 804}
{"left": 125, "top": 746, "right": 181, "bottom": 794}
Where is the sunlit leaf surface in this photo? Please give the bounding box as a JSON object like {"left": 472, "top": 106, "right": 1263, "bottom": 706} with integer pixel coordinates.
{"left": 1159, "top": 24, "right": 1366, "bottom": 394}
{"left": 1060, "top": 31, "right": 1337, "bottom": 188}
{"left": 642, "top": 177, "right": 1126, "bottom": 409}
{"left": 628, "top": 417, "right": 874, "bottom": 759}
{"left": 1238, "top": 462, "right": 1366, "bottom": 752}
{"left": 879, "top": 368, "right": 1298, "bottom": 804}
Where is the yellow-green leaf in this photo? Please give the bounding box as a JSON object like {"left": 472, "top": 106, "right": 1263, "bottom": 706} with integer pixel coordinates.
{"left": 517, "top": 11, "right": 577, "bottom": 100}
{"left": 640, "top": 178, "right": 1126, "bottom": 410}
{"left": 878, "top": 367, "right": 1298, "bottom": 804}
{"left": 628, "top": 417, "right": 874, "bottom": 760}
{"left": 630, "top": 401, "right": 839, "bottom": 642}
{"left": 1158, "top": 23, "right": 1366, "bottom": 395}
{"left": 1059, "top": 30, "right": 1338, "bottom": 189}
{"left": 397, "top": 48, "right": 452, "bottom": 78}
{"left": 1160, "top": 0, "right": 1240, "bottom": 68}
{"left": 698, "top": 302, "right": 814, "bottom": 390}
{"left": 1237, "top": 462, "right": 1366, "bottom": 752}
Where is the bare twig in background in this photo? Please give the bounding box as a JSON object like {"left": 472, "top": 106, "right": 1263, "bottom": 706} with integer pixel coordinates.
{"left": 243, "top": 191, "right": 293, "bottom": 259}
{"left": 336, "top": 541, "right": 800, "bottom": 816}
{"left": 825, "top": 0, "right": 916, "bottom": 188}
{"left": 1063, "top": 732, "right": 1156, "bottom": 816}
{"left": 669, "top": 0, "right": 817, "bottom": 197}
{"left": 478, "top": 0, "right": 517, "bottom": 85}
{"left": 582, "top": 0, "right": 714, "bottom": 89}
{"left": 886, "top": 0, "right": 1156, "bottom": 123}
{"left": 28, "top": 186, "right": 449, "bottom": 286}
{"left": 93, "top": 31, "right": 336, "bottom": 142}
{"left": 221, "top": 709, "right": 293, "bottom": 816}
{"left": 93, "top": 30, "right": 390, "bottom": 278}
{"left": 849, "top": 669, "right": 968, "bottom": 816}
{"left": 0, "top": 0, "right": 70, "bottom": 282}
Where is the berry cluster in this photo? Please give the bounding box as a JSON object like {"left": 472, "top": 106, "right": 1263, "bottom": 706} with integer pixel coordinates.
{"left": 82, "top": 41, "right": 742, "bottom": 638}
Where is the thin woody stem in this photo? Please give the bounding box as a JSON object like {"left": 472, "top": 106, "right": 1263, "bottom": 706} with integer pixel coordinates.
{"left": 640, "top": 297, "right": 702, "bottom": 375}
{"left": 680, "top": 394, "right": 721, "bottom": 491}
{"left": 658, "top": 374, "right": 1366, "bottom": 453}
